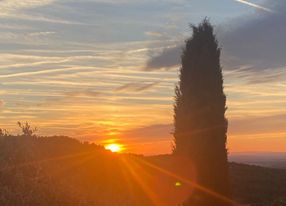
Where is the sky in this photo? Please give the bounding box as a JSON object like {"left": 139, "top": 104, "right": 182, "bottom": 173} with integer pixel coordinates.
{"left": 0, "top": 0, "right": 285, "bottom": 155}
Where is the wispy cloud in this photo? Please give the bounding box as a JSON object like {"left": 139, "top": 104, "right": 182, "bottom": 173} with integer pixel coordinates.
{"left": 0, "top": 0, "right": 56, "bottom": 15}
{"left": 114, "top": 82, "right": 159, "bottom": 92}
{"left": 234, "top": 0, "right": 273, "bottom": 13}
{"left": 28, "top": 31, "right": 56, "bottom": 37}
{"left": 229, "top": 114, "right": 286, "bottom": 135}
{"left": 65, "top": 90, "right": 101, "bottom": 98}
{"left": 0, "top": 0, "right": 85, "bottom": 25}
{"left": 145, "top": 31, "right": 164, "bottom": 38}
{"left": 0, "top": 100, "right": 4, "bottom": 107}
{"left": 0, "top": 67, "right": 83, "bottom": 78}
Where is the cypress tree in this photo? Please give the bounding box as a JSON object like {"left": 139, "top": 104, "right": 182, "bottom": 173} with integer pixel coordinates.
{"left": 173, "top": 19, "right": 231, "bottom": 206}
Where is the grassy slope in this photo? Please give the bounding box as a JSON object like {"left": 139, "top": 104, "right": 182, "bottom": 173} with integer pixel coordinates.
{"left": 0, "top": 136, "right": 285, "bottom": 206}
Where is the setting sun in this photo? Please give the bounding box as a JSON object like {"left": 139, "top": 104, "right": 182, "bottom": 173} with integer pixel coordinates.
{"left": 105, "top": 144, "right": 123, "bottom": 153}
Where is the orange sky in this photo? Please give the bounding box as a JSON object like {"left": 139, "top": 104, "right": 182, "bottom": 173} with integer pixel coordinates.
{"left": 0, "top": 0, "right": 285, "bottom": 155}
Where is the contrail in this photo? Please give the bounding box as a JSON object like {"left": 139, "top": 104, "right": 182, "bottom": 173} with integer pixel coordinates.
{"left": 234, "top": 0, "right": 273, "bottom": 12}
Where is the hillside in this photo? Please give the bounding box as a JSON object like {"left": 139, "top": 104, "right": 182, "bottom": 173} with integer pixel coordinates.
{"left": 0, "top": 135, "right": 285, "bottom": 206}
{"left": 230, "top": 163, "right": 286, "bottom": 206}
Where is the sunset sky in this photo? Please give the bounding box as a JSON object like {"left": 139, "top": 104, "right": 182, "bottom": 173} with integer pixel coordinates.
{"left": 0, "top": 0, "right": 285, "bottom": 155}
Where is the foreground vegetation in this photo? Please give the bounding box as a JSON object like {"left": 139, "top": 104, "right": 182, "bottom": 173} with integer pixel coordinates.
{"left": 0, "top": 133, "right": 285, "bottom": 206}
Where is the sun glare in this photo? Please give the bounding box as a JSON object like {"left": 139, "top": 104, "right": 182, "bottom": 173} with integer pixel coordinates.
{"left": 105, "top": 144, "right": 123, "bottom": 153}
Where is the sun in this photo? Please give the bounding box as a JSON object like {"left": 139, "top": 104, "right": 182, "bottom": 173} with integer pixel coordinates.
{"left": 105, "top": 143, "right": 123, "bottom": 153}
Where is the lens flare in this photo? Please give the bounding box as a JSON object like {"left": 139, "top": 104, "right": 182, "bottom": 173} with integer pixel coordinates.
{"left": 175, "top": 181, "right": 182, "bottom": 187}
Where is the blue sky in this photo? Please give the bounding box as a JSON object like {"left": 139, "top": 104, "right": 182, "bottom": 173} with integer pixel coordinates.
{"left": 0, "top": 0, "right": 285, "bottom": 154}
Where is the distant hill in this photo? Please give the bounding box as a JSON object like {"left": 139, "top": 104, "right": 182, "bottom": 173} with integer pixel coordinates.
{"left": 230, "top": 153, "right": 286, "bottom": 169}
{"left": 0, "top": 135, "right": 285, "bottom": 206}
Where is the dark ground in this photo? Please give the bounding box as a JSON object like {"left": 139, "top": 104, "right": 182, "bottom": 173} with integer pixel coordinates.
{"left": 0, "top": 135, "right": 285, "bottom": 206}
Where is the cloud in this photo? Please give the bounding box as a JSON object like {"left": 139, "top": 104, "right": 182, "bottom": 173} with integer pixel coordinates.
{"left": 65, "top": 90, "right": 101, "bottom": 98}
{"left": 146, "top": 0, "right": 286, "bottom": 72}
{"left": 145, "top": 31, "right": 164, "bottom": 38}
{"left": 146, "top": 45, "right": 182, "bottom": 71}
{"left": 114, "top": 82, "right": 159, "bottom": 92}
{"left": 221, "top": 0, "right": 286, "bottom": 70}
{"left": 28, "top": 31, "right": 56, "bottom": 37}
{"left": 121, "top": 124, "right": 173, "bottom": 144}
{"left": 78, "top": 0, "right": 186, "bottom": 4}
{"left": 229, "top": 114, "right": 286, "bottom": 135}
{"left": 0, "top": 31, "right": 56, "bottom": 45}
{"left": 0, "top": 67, "right": 82, "bottom": 78}
{"left": 117, "top": 123, "right": 174, "bottom": 154}
{"left": 0, "top": 0, "right": 56, "bottom": 15}
{"left": 0, "top": 100, "right": 4, "bottom": 107}
{"left": 0, "top": 0, "right": 85, "bottom": 25}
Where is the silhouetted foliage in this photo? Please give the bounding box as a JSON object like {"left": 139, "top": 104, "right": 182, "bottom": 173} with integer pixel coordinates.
{"left": 173, "top": 19, "right": 231, "bottom": 205}
{"left": 0, "top": 128, "right": 9, "bottom": 137}
{"left": 17, "top": 122, "right": 38, "bottom": 137}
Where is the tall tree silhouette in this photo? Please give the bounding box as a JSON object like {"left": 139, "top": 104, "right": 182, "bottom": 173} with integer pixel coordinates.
{"left": 173, "top": 19, "right": 231, "bottom": 206}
